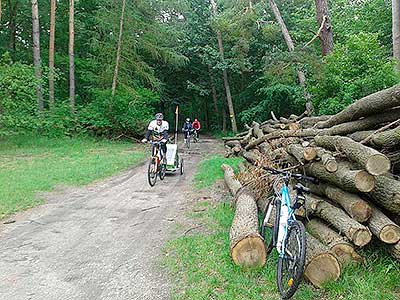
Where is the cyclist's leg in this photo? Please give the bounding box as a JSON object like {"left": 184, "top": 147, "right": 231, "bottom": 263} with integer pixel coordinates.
{"left": 160, "top": 142, "right": 167, "bottom": 164}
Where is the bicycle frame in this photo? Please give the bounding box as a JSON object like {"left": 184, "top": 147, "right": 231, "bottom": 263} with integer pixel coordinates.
{"left": 263, "top": 178, "right": 297, "bottom": 256}
{"left": 150, "top": 142, "right": 162, "bottom": 171}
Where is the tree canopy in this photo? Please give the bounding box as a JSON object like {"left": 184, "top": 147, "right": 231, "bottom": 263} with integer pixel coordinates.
{"left": 0, "top": 0, "right": 398, "bottom": 136}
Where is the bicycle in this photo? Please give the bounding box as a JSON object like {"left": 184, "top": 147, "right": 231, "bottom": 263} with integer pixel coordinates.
{"left": 184, "top": 130, "right": 192, "bottom": 149}
{"left": 261, "top": 167, "right": 317, "bottom": 299}
{"left": 147, "top": 141, "right": 167, "bottom": 187}
{"left": 193, "top": 130, "right": 199, "bottom": 143}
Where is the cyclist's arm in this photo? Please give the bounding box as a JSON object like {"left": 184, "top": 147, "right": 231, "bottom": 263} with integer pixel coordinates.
{"left": 145, "top": 129, "right": 152, "bottom": 140}
{"left": 162, "top": 130, "right": 168, "bottom": 140}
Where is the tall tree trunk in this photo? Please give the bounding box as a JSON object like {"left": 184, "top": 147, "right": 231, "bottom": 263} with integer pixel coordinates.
{"left": 8, "top": 0, "right": 17, "bottom": 60}
{"left": 208, "top": 64, "right": 219, "bottom": 114}
{"left": 69, "top": 0, "right": 75, "bottom": 114}
{"left": 268, "top": 0, "right": 312, "bottom": 110}
{"left": 210, "top": 0, "right": 238, "bottom": 133}
{"left": 315, "top": 0, "right": 333, "bottom": 55}
{"left": 222, "top": 105, "right": 227, "bottom": 133}
{"left": 111, "top": 0, "right": 126, "bottom": 96}
{"left": 393, "top": 0, "right": 400, "bottom": 70}
{"left": 48, "top": 0, "right": 56, "bottom": 111}
{"left": 31, "top": 0, "right": 43, "bottom": 113}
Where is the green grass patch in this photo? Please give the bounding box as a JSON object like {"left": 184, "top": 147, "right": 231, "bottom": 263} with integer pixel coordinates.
{"left": 0, "top": 134, "right": 146, "bottom": 218}
{"left": 193, "top": 155, "right": 244, "bottom": 189}
{"left": 164, "top": 201, "right": 400, "bottom": 300}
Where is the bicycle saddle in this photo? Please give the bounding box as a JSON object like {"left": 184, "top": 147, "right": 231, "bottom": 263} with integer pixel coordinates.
{"left": 294, "top": 183, "right": 311, "bottom": 194}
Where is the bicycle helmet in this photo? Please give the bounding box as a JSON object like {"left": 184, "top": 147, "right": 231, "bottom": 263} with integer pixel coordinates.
{"left": 155, "top": 113, "right": 164, "bottom": 120}
{"left": 186, "top": 118, "right": 190, "bottom": 122}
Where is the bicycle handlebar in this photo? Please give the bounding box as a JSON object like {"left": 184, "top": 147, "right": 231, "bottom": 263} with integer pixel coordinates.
{"left": 264, "top": 167, "right": 318, "bottom": 184}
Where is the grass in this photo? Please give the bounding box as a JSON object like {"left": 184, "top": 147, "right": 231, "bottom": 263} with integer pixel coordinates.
{"left": 0, "top": 134, "right": 147, "bottom": 218}
{"left": 193, "top": 155, "right": 244, "bottom": 189}
{"left": 164, "top": 156, "right": 400, "bottom": 300}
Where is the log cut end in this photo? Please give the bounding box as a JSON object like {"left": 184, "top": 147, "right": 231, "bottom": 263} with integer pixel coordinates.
{"left": 365, "top": 154, "right": 391, "bottom": 176}
{"left": 331, "top": 243, "right": 363, "bottom": 265}
{"left": 231, "top": 236, "right": 266, "bottom": 268}
{"left": 379, "top": 225, "right": 400, "bottom": 244}
{"left": 352, "top": 201, "right": 373, "bottom": 223}
{"left": 352, "top": 228, "right": 372, "bottom": 247}
{"left": 324, "top": 158, "right": 338, "bottom": 173}
{"left": 304, "top": 147, "right": 317, "bottom": 161}
{"left": 304, "top": 252, "right": 341, "bottom": 288}
{"left": 354, "top": 170, "right": 375, "bottom": 192}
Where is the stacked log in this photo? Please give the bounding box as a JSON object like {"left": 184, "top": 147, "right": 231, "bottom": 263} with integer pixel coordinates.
{"left": 223, "top": 84, "right": 400, "bottom": 285}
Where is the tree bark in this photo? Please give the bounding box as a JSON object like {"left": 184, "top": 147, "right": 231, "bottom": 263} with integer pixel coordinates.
{"left": 364, "top": 125, "right": 400, "bottom": 149}
{"left": 111, "top": 0, "right": 126, "bottom": 96}
{"left": 308, "top": 182, "right": 372, "bottom": 223}
{"left": 208, "top": 65, "right": 219, "bottom": 114}
{"left": 393, "top": 0, "right": 400, "bottom": 70}
{"left": 299, "top": 115, "right": 330, "bottom": 128}
{"left": 387, "top": 241, "right": 400, "bottom": 261}
{"left": 314, "top": 136, "right": 391, "bottom": 176}
{"left": 315, "top": 0, "right": 333, "bottom": 55}
{"left": 31, "top": 0, "right": 43, "bottom": 113}
{"left": 306, "top": 219, "right": 362, "bottom": 265}
{"left": 304, "top": 160, "right": 375, "bottom": 193}
{"left": 367, "top": 204, "right": 400, "bottom": 244}
{"left": 210, "top": 0, "right": 238, "bottom": 133}
{"left": 268, "top": 0, "right": 311, "bottom": 104}
{"left": 7, "top": 0, "right": 17, "bottom": 60}
{"left": 287, "top": 144, "right": 315, "bottom": 164}
{"left": 369, "top": 175, "right": 400, "bottom": 214}
{"left": 304, "top": 233, "right": 341, "bottom": 287}
{"left": 305, "top": 195, "right": 372, "bottom": 247}
{"left": 48, "top": 0, "right": 56, "bottom": 111}
{"left": 222, "top": 164, "right": 266, "bottom": 268}
{"left": 315, "top": 85, "right": 400, "bottom": 128}
{"left": 315, "top": 147, "right": 338, "bottom": 172}
{"left": 245, "top": 108, "right": 400, "bottom": 150}
{"left": 69, "top": 0, "right": 75, "bottom": 114}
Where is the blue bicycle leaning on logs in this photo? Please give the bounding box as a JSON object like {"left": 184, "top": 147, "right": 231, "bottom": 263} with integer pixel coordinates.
{"left": 260, "top": 167, "right": 318, "bottom": 299}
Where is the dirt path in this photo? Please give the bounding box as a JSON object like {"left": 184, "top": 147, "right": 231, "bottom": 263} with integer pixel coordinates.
{"left": 0, "top": 137, "right": 222, "bottom": 300}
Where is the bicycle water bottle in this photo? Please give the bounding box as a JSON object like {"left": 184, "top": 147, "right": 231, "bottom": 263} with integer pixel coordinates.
{"left": 277, "top": 188, "right": 290, "bottom": 252}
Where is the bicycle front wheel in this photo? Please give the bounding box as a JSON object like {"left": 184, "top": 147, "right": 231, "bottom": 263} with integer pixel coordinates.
{"left": 147, "top": 158, "right": 157, "bottom": 187}
{"left": 277, "top": 220, "right": 306, "bottom": 299}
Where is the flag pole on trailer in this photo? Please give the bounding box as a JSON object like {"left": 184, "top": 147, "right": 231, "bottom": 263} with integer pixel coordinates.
{"left": 175, "top": 105, "right": 179, "bottom": 143}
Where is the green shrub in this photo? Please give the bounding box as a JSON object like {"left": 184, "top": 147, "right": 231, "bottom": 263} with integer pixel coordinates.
{"left": 239, "top": 84, "right": 303, "bottom": 124}
{"left": 311, "top": 33, "right": 400, "bottom": 115}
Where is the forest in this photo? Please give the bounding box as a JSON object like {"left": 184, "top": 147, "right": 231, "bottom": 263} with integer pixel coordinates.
{"left": 0, "top": 0, "right": 399, "bottom": 137}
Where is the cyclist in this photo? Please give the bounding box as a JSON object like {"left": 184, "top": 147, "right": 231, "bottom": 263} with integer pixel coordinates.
{"left": 142, "top": 113, "right": 169, "bottom": 163}
{"left": 192, "top": 118, "right": 201, "bottom": 139}
{"left": 182, "top": 118, "right": 193, "bottom": 143}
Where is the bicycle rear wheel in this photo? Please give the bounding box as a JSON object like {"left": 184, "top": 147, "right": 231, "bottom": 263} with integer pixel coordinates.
{"left": 277, "top": 220, "right": 306, "bottom": 299}
{"left": 260, "top": 198, "right": 280, "bottom": 255}
{"left": 147, "top": 158, "right": 157, "bottom": 187}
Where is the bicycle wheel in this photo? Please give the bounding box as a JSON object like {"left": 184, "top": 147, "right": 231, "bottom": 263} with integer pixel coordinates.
{"left": 277, "top": 220, "right": 306, "bottom": 299}
{"left": 180, "top": 158, "right": 184, "bottom": 175}
{"left": 159, "top": 163, "right": 166, "bottom": 180}
{"left": 186, "top": 136, "right": 190, "bottom": 149}
{"left": 147, "top": 158, "right": 157, "bottom": 187}
{"left": 260, "top": 198, "right": 280, "bottom": 255}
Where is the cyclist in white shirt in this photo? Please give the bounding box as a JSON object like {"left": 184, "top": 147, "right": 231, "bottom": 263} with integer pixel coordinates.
{"left": 142, "top": 113, "right": 169, "bottom": 163}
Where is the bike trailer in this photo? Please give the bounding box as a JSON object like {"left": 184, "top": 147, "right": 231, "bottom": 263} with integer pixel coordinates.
{"left": 166, "top": 144, "right": 184, "bottom": 174}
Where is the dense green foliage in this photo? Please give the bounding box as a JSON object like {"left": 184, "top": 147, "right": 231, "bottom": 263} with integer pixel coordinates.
{"left": 0, "top": 0, "right": 399, "bottom": 135}
{"left": 0, "top": 134, "right": 146, "bottom": 218}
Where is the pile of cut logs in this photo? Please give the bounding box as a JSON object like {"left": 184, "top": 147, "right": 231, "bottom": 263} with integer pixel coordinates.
{"left": 222, "top": 84, "right": 400, "bottom": 287}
